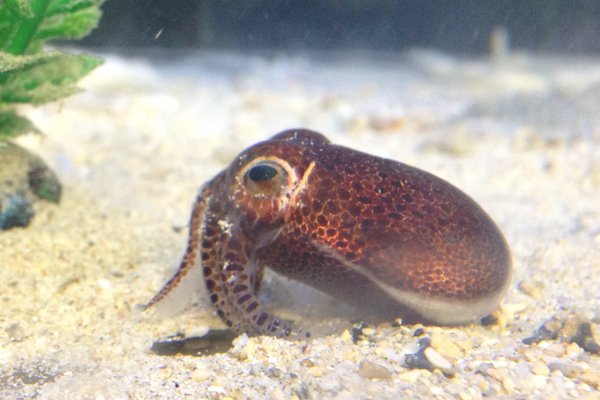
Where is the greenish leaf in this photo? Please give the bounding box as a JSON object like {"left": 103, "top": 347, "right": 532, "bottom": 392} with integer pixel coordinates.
{"left": 31, "top": 1, "right": 104, "bottom": 52}
{"left": 0, "top": 0, "right": 104, "bottom": 139}
{"left": 0, "top": 51, "right": 103, "bottom": 105}
{"left": 0, "top": 49, "right": 59, "bottom": 72}
{"left": 0, "top": 0, "right": 104, "bottom": 55}
{"left": 0, "top": 109, "right": 39, "bottom": 138}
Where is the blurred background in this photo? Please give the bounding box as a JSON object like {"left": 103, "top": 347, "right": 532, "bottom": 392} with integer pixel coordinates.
{"left": 80, "top": 0, "right": 600, "bottom": 53}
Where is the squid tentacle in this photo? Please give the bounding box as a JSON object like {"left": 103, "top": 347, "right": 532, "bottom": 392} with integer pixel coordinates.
{"left": 145, "top": 184, "right": 211, "bottom": 309}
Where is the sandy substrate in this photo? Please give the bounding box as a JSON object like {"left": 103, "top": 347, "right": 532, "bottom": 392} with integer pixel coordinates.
{"left": 1, "top": 49, "right": 600, "bottom": 399}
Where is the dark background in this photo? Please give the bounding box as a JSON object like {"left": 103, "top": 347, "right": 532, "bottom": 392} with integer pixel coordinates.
{"left": 81, "top": 0, "right": 600, "bottom": 53}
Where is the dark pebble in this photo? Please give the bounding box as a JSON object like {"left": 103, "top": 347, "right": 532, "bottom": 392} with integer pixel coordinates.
{"left": 404, "top": 337, "right": 434, "bottom": 371}
{"left": 351, "top": 321, "right": 368, "bottom": 344}
{"left": 0, "top": 142, "right": 61, "bottom": 230}
{"left": 0, "top": 194, "right": 33, "bottom": 229}
{"left": 151, "top": 329, "right": 238, "bottom": 356}
{"left": 480, "top": 314, "right": 498, "bottom": 326}
{"left": 523, "top": 312, "right": 600, "bottom": 354}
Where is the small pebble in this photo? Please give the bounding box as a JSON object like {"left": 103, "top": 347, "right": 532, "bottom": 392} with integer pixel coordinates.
{"left": 269, "top": 388, "right": 287, "bottom": 400}
{"left": 482, "top": 366, "right": 507, "bottom": 382}
{"left": 191, "top": 367, "right": 211, "bottom": 382}
{"left": 317, "top": 377, "right": 341, "bottom": 392}
{"left": 97, "top": 278, "right": 113, "bottom": 291}
{"left": 502, "top": 376, "right": 515, "bottom": 394}
{"left": 430, "top": 332, "right": 462, "bottom": 358}
{"left": 340, "top": 329, "right": 352, "bottom": 343}
{"left": 550, "top": 365, "right": 600, "bottom": 391}
{"left": 579, "top": 371, "right": 600, "bottom": 389}
{"left": 499, "top": 302, "right": 527, "bottom": 319}
{"left": 559, "top": 315, "right": 583, "bottom": 341}
{"left": 6, "top": 324, "right": 25, "bottom": 342}
{"left": 457, "top": 391, "right": 472, "bottom": 400}
{"left": 342, "top": 350, "right": 357, "bottom": 362}
{"left": 568, "top": 320, "right": 600, "bottom": 354}
{"left": 518, "top": 280, "right": 546, "bottom": 300}
{"left": 301, "top": 358, "right": 315, "bottom": 368}
{"left": 207, "top": 386, "right": 227, "bottom": 395}
{"left": 404, "top": 337, "right": 454, "bottom": 376}
{"left": 358, "top": 360, "right": 392, "bottom": 380}
{"left": 477, "top": 379, "right": 489, "bottom": 392}
{"left": 532, "top": 362, "right": 550, "bottom": 376}
{"left": 369, "top": 115, "right": 407, "bottom": 133}
{"left": 565, "top": 342, "right": 582, "bottom": 357}
{"left": 158, "top": 366, "right": 173, "bottom": 381}
{"left": 423, "top": 347, "right": 452, "bottom": 371}
{"left": 396, "top": 369, "right": 425, "bottom": 383}
{"left": 524, "top": 374, "right": 547, "bottom": 391}
{"left": 307, "top": 366, "right": 324, "bottom": 378}
{"left": 455, "top": 337, "right": 475, "bottom": 353}
{"left": 548, "top": 362, "right": 579, "bottom": 377}
{"left": 241, "top": 338, "right": 258, "bottom": 359}
{"left": 362, "top": 327, "right": 376, "bottom": 336}
{"left": 419, "top": 133, "right": 475, "bottom": 156}
{"left": 495, "top": 312, "right": 508, "bottom": 329}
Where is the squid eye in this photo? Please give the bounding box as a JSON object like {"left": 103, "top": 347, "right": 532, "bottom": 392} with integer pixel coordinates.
{"left": 248, "top": 164, "right": 278, "bottom": 182}
{"left": 243, "top": 160, "right": 288, "bottom": 196}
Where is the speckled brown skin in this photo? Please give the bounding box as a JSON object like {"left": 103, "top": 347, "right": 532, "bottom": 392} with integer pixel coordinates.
{"left": 148, "top": 129, "right": 511, "bottom": 337}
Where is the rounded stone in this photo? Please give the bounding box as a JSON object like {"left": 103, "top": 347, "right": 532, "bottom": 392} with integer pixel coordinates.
{"left": 0, "top": 141, "right": 61, "bottom": 230}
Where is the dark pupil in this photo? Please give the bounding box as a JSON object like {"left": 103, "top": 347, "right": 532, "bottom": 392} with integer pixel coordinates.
{"left": 248, "top": 164, "right": 278, "bottom": 182}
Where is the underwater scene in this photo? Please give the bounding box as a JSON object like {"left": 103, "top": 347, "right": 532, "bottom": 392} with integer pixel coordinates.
{"left": 1, "top": 1, "right": 599, "bottom": 399}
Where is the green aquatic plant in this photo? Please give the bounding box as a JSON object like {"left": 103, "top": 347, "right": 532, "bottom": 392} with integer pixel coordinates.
{"left": 0, "top": 0, "right": 104, "bottom": 139}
